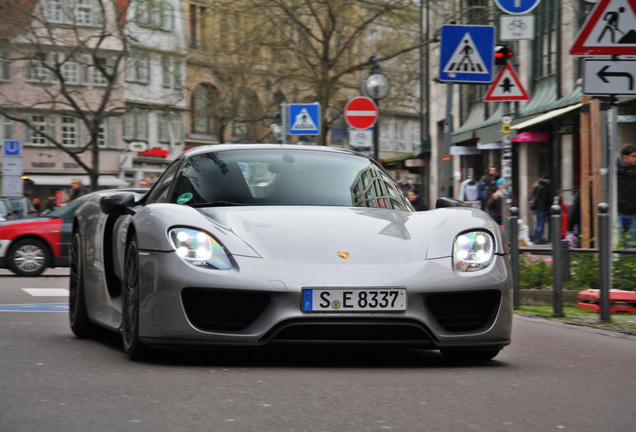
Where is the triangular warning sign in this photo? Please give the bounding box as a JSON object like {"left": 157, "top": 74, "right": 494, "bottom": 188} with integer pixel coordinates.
{"left": 290, "top": 108, "right": 318, "bottom": 131}
{"left": 483, "top": 63, "right": 529, "bottom": 102}
{"left": 570, "top": 0, "right": 636, "bottom": 56}
{"left": 442, "top": 32, "right": 489, "bottom": 75}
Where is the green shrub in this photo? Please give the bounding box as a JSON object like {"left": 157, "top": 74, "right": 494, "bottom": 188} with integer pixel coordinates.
{"left": 518, "top": 249, "right": 636, "bottom": 291}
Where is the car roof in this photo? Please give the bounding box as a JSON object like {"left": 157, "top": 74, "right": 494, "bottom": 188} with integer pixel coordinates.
{"left": 182, "top": 144, "right": 359, "bottom": 160}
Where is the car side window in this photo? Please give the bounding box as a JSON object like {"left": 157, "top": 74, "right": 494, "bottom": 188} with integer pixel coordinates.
{"left": 145, "top": 161, "right": 182, "bottom": 204}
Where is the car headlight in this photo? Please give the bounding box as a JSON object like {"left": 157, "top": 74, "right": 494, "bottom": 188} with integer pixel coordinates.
{"left": 169, "top": 228, "right": 232, "bottom": 270}
{"left": 453, "top": 231, "right": 494, "bottom": 272}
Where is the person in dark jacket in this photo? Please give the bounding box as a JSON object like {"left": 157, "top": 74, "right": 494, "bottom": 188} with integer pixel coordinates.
{"left": 69, "top": 178, "right": 88, "bottom": 201}
{"left": 407, "top": 188, "right": 426, "bottom": 211}
{"left": 531, "top": 174, "right": 553, "bottom": 243}
{"left": 617, "top": 143, "right": 636, "bottom": 247}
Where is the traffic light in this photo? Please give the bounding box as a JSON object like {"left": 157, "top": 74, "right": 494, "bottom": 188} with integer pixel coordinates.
{"left": 494, "top": 45, "right": 513, "bottom": 65}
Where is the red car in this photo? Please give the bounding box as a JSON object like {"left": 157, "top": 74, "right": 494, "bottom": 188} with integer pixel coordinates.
{"left": 0, "top": 189, "right": 146, "bottom": 276}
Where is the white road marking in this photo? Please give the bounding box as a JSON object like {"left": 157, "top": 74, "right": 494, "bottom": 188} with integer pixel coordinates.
{"left": 22, "top": 288, "right": 69, "bottom": 297}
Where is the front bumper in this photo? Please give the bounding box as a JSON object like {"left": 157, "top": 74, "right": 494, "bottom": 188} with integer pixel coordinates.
{"left": 137, "top": 250, "right": 513, "bottom": 350}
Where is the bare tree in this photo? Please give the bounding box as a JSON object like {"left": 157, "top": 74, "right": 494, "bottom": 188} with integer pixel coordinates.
{"left": 208, "top": 0, "right": 452, "bottom": 146}
{"left": 0, "top": 0, "right": 134, "bottom": 190}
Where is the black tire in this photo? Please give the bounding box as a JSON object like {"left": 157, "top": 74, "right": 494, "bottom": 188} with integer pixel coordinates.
{"left": 440, "top": 349, "right": 501, "bottom": 362}
{"left": 122, "top": 238, "right": 149, "bottom": 360}
{"left": 69, "top": 231, "right": 98, "bottom": 338}
{"left": 7, "top": 238, "right": 50, "bottom": 276}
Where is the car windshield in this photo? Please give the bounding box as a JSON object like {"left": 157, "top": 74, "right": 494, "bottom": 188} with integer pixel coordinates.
{"left": 172, "top": 149, "right": 412, "bottom": 210}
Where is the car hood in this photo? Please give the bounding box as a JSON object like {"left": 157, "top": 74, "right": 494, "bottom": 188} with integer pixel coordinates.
{"left": 134, "top": 204, "right": 502, "bottom": 263}
{"left": 195, "top": 206, "right": 500, "bottom": 263}
{"left": 197, "top": 206, "right": 430, "bottom": 264}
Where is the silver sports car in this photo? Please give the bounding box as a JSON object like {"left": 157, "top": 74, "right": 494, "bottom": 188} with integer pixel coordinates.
{"left": 70, "top": 144, "right": 512, "bottom": 361}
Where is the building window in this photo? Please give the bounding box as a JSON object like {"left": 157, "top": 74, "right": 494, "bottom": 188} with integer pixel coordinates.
{"left": 0, "top": 51, "right": 11, "bottom": 82}
{"left": 162, "top": 56, "right": 171, "bottom": 87}
{"left": 125, "top": 51, "right": 150, "bottom": 84}
{"left": 25, "top": 53, "right": 57, "bottom": 83}
{"left": 192, "top": 84, "right": 219, "bottom": 134}
{"left": 137, "top": 0, "right": 174, "bottom": 31}
{"left": 173, "top": 58, "right": 183, "bottom": 89}
{"left": 123, "top": 109, "right": 148, "bottom": 141}
{"left": 533, "top": 0, "right": 558, "bottom": 79}
{"left": 158, "top": 111, "right": 183, "bottom": 143}
{"left": 27, "top": 115, "right": 54, "bottom": 146}
{"left": 189, "top": 4, "right": 208, "bottom": 48}
{"left": 45, "top": 0, "right": 102, "bottom": 26}
{"left": 0, "top": 115, "right": 13, "bottom": 140}
{"left": 93, "top": 57, "right": 114, "bottom": 86}
{"left": 61, "top": 55, "right": 89, "bottom": 85}
{"left": 62, "top": 116, "right": 79, "bottom": 146}
{"left": 97, "top": 121, "right": 106, "bottom": 147}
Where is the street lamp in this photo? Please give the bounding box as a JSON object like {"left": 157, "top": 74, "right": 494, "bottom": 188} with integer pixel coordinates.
{"left": 362, "top": 56, "right": 390, "bottom": 162}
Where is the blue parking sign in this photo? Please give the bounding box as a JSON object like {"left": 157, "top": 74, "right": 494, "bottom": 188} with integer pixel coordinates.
{"left": 439, "top": 25, "right": 496, "bottom": 84}
{"left": 3, "top": 140, "right": 22, "bottom": 157}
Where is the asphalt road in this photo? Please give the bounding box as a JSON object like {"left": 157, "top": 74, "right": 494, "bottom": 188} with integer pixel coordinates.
{"left": 1, "top": 268, "right": 635, "bottom": 432}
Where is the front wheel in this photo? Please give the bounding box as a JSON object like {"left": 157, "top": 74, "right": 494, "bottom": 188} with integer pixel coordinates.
{"left": 8, "top": 238, "right": 50, "bottom": 276}
{"left": 122, "top": 238, "right": 149, "bottom": 360}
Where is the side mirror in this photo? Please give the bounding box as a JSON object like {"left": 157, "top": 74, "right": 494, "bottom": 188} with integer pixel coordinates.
{"left": 435, "top": 197, "right": 467, "bottom": 209}
{"left": 100, "top": 193, "right": 137, "bottom": 216}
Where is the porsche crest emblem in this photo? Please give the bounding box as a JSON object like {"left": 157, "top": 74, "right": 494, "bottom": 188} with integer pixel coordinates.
{"left": 337, "top": 252, "right": 350, "bottom": 259}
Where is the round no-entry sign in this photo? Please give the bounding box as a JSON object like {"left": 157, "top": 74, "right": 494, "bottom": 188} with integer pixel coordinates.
{"left": 344, "top": 97, "right": 379, "bottom": 130}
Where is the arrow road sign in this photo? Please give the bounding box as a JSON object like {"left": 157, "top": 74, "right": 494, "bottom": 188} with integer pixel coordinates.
{"left": 582, "top": 58, "right": 636, "bottom": 95}
{"left": 494, "top": 0, "right": 541, "bottom": 15}
{"left": 439, "top": 25, "right": 496, "bottom": 83}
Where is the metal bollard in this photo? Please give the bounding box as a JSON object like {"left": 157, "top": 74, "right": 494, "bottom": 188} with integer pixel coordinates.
{"left": 598, "top": 203, "right": 612, "bottom": 322}
{"left": 509, "top": 207, "right": 520, "bottom": 309}
{"left": 561, "top": 239, "right": 571, "bottom": 283}
{"left": 551, "top": 205, "right": 564, "bottom": 317}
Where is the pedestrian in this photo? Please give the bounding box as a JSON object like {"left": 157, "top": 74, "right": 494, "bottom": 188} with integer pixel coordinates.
{"left": 407, "top": 188, "right": 426, "bottom": 211}
{"left": 530, "top": 174, "right": 553, "bottom": 244}
{"left": 617, "top": 143, "right": 636, "bottom": 247}
{"left": 32, "top": 198, "right": 41, "bottom": 215}
{"left": 478, "top": 166, "right": 500, "bottom": 215}
{"left": 139, "top": 179, "right": 150, "bottom": 188}
{"left": 69, "top": 178, "right": 88, "bottom": 201}
{"left": 486, "top": 178, "right": 517, "bottom": 225}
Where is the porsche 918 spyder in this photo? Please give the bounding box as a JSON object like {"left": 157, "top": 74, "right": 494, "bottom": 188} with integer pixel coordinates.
{"left": 70, "top": 144, "right": 513, "bottom": 361}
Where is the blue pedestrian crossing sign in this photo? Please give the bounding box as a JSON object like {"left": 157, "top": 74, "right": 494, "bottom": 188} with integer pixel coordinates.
{"left": 439, "top": 25, "right": 496, "bottom": 84}
{"left": 288, "top": 103, "right": 320, "bottom": 136}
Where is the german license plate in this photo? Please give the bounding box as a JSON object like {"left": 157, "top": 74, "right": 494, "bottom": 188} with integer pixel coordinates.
{"left": 302, "top": 288, "right": 407, "bottom": 312}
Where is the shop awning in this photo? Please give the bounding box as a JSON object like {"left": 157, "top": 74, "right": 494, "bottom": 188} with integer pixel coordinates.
{"left": 512, "top": 103, "right": 582, "bottom": 130}
{"left": 381, "top": 153, "right": 415, "bottom": 169}
{"left": 24, "top": 175, "right": 129, "bottom": 187}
